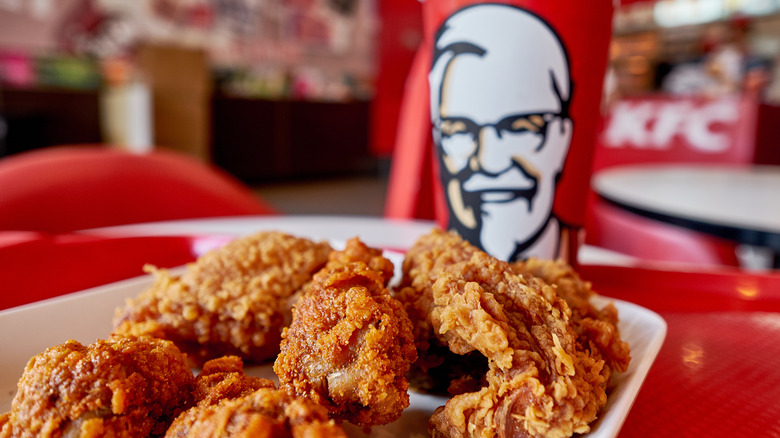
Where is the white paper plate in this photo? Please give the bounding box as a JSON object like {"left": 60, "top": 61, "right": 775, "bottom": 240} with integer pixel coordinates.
{"left": 0, "top": 252, "right": 665, "bottom": 437}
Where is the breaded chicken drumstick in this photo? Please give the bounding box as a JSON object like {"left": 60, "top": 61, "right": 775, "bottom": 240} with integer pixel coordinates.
{"left": 274, "top": 238, "right": 417, "bottom": 428}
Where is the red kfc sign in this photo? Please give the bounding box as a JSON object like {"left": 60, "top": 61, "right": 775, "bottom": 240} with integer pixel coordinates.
{"left": 593, "top": 95, "right": 758, "bottom": 171}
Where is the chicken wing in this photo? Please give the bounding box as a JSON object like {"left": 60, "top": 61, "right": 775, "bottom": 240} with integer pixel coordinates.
{"left": 274, "top": 238, "right": 417, "bottom": 427}
{"left": 113, "top": 231, "right": 332, "bottom": 366}
{"left": 510, "top": 258, "right": 631, "bottom": 381}
{"left": 397, "top": 229, "right": 631, "bottom": 438}
{"left": 0, "top": 336, "right": 194, "bottom": 438}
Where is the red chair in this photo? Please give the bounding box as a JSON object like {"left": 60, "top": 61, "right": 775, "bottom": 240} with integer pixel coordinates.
{"left": 585, "top": 200, "right": 741, "bottom": 267}
{"left": 0, "top": 145, "right": 276, "bottom": 232}
{"left": 0, "top": 146, "right": 275, "bottom": 309}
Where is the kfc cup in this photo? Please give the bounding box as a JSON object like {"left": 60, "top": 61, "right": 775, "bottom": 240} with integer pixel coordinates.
{"left": 423, "top": 0, "right": 616, "bottom": 264}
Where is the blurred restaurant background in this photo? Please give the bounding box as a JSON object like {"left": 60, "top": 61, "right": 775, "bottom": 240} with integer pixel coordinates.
{"left": 1, "top": 0, "right": 780, "bottom": 263}
{"left": 5, "top": 3, "right": 780, "bottom": 432}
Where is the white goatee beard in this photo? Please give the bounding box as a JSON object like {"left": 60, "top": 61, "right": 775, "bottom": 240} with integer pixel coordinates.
{"left": 479, "top": 199, "right": 560, "bottom": 261}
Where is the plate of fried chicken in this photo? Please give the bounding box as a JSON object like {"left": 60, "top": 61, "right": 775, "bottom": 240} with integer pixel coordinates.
{"left": 0, "top": 227, "right": 665, "bottom": 437}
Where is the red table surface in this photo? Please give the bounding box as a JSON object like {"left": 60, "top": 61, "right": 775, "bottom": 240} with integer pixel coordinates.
{"left": 579, "top": 264, "right": 780, "bottom": 437}
{"left": 2, "top": 233, "right": 779, "bottom": 437}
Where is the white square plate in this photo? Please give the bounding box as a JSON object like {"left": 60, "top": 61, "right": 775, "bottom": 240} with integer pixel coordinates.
{"left": 0, "top": 252, "right": 665, "bottom": 437}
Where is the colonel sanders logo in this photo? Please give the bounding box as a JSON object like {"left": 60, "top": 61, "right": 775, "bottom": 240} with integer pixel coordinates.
{"left": 429, "top": 3, "right": 573, "bottom": 261}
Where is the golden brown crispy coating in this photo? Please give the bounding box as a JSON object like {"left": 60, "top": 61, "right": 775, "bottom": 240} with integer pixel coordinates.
{"left": 191, "top": 356, "right": 276, "bottom": 407}
{"left": 398, "top": 229, "right": 630, "bottom": 438}
{"left": 395, "top": 229, "right": 489, "bottom": 395}
{"left": 113, "top": 231, "right": 332, "bottom": 366}
{"left": 327, "top": 237, "right": 395, "bottom": 286}
{"left": 511, "top": 258, "right": 631, "bottom": 379}
{"left": 0, "top": 336, "right": 194, "bottom": 438}
{"left": 165, "top": 387, "right": 346, "bottom": 438}
{"left": 167, "top": 356, "right": 345, "bottom": 438}
{"left": 274, "top": 238, "right": 417, "bottom": 427}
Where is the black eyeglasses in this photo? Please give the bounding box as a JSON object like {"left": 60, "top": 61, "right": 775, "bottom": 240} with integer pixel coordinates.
{"left": 437, "top": 113, "right": 560, "bottom": 151}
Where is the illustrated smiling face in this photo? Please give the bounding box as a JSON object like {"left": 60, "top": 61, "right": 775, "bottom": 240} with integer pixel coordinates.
{"left": 429, "top": 3, "right": 573, "bottom": 261}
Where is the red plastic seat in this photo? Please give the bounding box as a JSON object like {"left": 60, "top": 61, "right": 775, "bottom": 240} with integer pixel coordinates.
{"left": 0, "top": 145, "right": 276, "bottom": 232}
{"left": 586, "top": 200, "right": 741, "bottom": 267}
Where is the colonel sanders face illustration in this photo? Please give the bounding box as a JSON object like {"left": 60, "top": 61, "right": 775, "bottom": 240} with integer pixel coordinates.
{"left": 429, "top": 4, "right": 573, "bottom": 261}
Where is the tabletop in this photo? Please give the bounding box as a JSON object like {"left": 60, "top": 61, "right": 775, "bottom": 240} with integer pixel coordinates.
{"left": 591, "top": 164, "right": 780, "bottom": 252}
{"left": 2, "top": 215, "right": 780, "bottom": 437}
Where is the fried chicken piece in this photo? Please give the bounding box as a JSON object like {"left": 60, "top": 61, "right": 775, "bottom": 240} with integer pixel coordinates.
{"left": 165, "top": 387, "right": 346, "bottom": 438}
{"left": 395, "top": 229, "right": 489, "bottom": 395}
{"left": 167, "top": 356, "right": 345, "bottom": 438}
{"left": 113, "top": 231, "right": 332, "bottom": 366}
{"left": 274, "top": 238, "right": 417, "bottom": 427}
{"left": 191, "top": 356, "right": 276, "bottom": 407}
{"left": 398, "top": 229, "right": 630, "bottom": 438}
{"left": 0, "top": 336, "right": 194, "bottom": 438}
{"left": 511, "top": 258, "right": 631, "bottom": 380}
{"left": 327, "top": 237, "right": 395, "bottom": 286}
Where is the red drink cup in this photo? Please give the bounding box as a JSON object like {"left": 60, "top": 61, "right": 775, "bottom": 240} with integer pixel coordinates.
{"left": 422, "top": 0, "right": 615, "bottom": 263}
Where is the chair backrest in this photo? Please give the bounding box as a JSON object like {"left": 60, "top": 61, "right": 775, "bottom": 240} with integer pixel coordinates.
{"left": 0, "top": 145, "right": 276, "bottom": 232}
